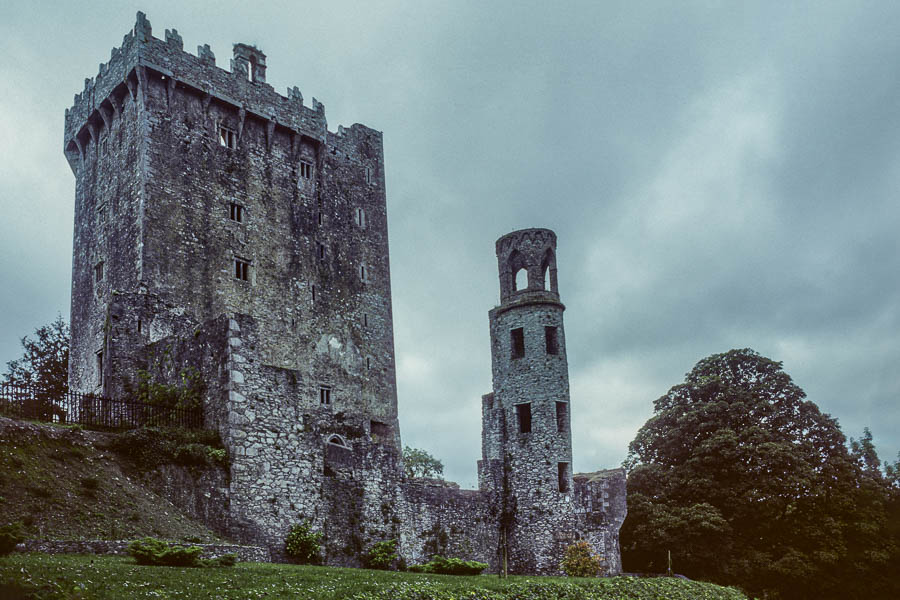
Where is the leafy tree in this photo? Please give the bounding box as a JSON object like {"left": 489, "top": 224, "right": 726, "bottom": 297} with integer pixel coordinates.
{"left": 4, "top": 315, "right": 69, "bottom": 392}
{"left": 3, "top": 315, "right": 69, "bottom": 419}
{"left": 621, "top": 349, "right": 898, "bottom": 600}
{"left": 402, "top": 446, "right": 444, "bottom": 479}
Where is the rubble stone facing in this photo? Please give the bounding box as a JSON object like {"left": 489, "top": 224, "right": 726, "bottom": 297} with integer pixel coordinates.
{"left": 19, "top": 540, "right": 269, "bottom": 563}
{"left": 479, "top": 229, "right": 626, "bottom": 574}
{"left": 63, "top": 13, "right": 625, "bottom": 574}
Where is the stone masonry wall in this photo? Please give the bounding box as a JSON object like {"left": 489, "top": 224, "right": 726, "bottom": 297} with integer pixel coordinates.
{"left": 573, "top": 469, "right": 628, "bottom": 575}
{"left": 397, "top": 480, "right": 499, "bottom": 570}
{"left": 65, "top": 13, "right": 399, "bottom": 438}
{"left": 63, "top": 14, "right": 627, "bottom": 576}
{"left": 20, "top": 540, "right": 269, "bottom": 563}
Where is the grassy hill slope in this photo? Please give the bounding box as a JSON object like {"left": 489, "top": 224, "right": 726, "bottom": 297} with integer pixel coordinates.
{"left": 0, "top": 417, "right": 223, "bottom": 543}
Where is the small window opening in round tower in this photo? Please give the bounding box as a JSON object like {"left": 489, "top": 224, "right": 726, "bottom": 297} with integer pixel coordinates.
{"left": 248, "top": 55, "right": 257, "bottom": 81}
{"left": 540, "top": 248, "right": 556, "bottom": 293}
{"left": 514, "top": 268, "right": 527, "bottom": 291}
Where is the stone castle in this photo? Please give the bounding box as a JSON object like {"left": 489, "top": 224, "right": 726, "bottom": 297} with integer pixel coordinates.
{"left": 63, "top": 12, "right": 626, "bottom": 574}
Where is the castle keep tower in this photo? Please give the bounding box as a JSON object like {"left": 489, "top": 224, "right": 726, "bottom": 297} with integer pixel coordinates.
{"left": 64, "top": 12, "right": 397, "bottom": 438}
{"left": 479, "top": 228, "right": 576, "bottom": 574}
{"left": 64, "top": 12, "right": 402, "bottom": 556}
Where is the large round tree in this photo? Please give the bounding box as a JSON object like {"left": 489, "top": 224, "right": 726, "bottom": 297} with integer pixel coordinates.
{"left": 622, "top": 349, "right": 896, "bottom": 600}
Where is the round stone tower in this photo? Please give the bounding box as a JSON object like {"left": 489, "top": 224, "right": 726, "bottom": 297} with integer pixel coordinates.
{"left": 478, "top": 228, "right": 576, "bottom": 574}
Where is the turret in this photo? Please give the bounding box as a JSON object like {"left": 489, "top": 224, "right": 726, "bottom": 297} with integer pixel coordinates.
{"left": 479, "top": 228, "right": 575, "bottom": 574}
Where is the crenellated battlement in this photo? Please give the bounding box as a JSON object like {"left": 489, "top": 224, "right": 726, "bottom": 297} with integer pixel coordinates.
{"left": 495, "top": 228, "right": 559, "bottom": 303}
{"left": 64, "top": 11, "right": 340, "bottom": 166}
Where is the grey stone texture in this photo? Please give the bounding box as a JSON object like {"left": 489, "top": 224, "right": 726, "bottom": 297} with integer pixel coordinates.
{"left": 19, "top": 540, "right": 270, "bottom": 563}
{"left": 479, "top": 229, "right": 626, "bottom": 574}
{"left": 64, "top": 13, "right": 625, "bottom": 574}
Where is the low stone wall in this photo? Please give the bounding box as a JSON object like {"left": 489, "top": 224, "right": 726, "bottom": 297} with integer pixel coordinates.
{"left": 18, "top": 540, "right": 270, "bottom": 563}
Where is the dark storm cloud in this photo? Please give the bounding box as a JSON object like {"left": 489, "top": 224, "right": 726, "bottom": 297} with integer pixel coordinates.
{"left": 1, "top": 1, "right": 897, "bottom": 487}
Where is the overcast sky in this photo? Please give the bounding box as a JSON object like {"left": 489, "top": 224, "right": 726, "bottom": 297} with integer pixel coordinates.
{"left": 2, "top": 1, "right": 898, "bottom": 488}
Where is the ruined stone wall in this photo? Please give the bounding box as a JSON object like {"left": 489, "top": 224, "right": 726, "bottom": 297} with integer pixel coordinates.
{"left": 20, "top": 540, "right": 270, "bottom": 563}
{"left": 397, "top": 480, "right": 499, "bottom": 570}
{"left": 573, "top": 469, "right": 628, "bottom": 575}
{"left": 135, "top": 311, "right": 405, "bottom": 560}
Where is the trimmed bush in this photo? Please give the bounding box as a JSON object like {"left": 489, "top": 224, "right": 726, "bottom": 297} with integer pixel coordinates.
{"left": 363, "top": 539, "right": 398, "bottom": 570}
{"left": 285, "top": 521, "right": 323, "bottom": 564}
{"left": 0, "top": 522, "right": 25, "bottom": 555}
{"left": 203, "top": 553, "right": 238, "bottom": 568}
{"left": 560, "top": 540, "right": 606, "bottom": 577}
{"left": 409, "top": 555, "right": 488, "bottom": 575}
{"left": 127, "top": 537, "right": 202, "bottom": 567}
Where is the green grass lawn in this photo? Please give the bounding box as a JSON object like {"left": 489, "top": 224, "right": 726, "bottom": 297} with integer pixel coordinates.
{"left": 1, "top": 553, "right": 749, "bottom": 600}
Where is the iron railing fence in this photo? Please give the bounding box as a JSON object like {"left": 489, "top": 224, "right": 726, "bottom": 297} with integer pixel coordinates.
{"left": 0, "top": 382, "right": 202, "bottom": 430}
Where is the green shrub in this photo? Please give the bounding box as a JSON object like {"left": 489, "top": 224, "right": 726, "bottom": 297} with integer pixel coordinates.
{"left": 201, "top": 553, "right": 237, "bottom": 568}
{"left": 110, "top": 427, "right": 226, "bottom": 470}
{"left": 127, "top": 537, "right": 202, "bottom": 567}
{"left": 409, "top": 555, "right": 488, "bottom": 575}
{"left": 134, "top": 368, "right": 205, "bottom": 428}
{"left": 0, "top": 522, "right": 25, "bottom": 555}
{"left": 560, "top": 540, "right": 606, "bottom": 577}
{"left": 363, "top": 539, "right": 398, "bottom": 570}
{"left": 206, "top": 447, "right": 227, "bottom": 464}
{"left": 284, "top": 521, "right": 323, "bottom": 564}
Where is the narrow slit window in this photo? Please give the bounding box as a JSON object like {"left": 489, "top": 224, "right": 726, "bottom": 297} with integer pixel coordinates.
{"left": 363, "top": 313, "right": 368, "bottom": 327}
{"left": 311, "top": 285, "right": 316, "bottom": 302}
{"left": 229, "top": 203, "right": 244, "bottom": 223}
{"left": 218, "top": 125, "right": 236, "bottom": 149}
{"left": 359, "top": 264, "right": 368, "bottom": 282}
{"left": 365, "top": 165, "right": 372, "bottom": 184}
{"left": 94, "top": 261, "right": 104, "bottom": 283}
{"left": 355, "top": 207, "right": 367, "bottom": 228}
{"left": 319, "top": 386, "right": 331, "bottom": 406}
{"left": 299, "top": 160, "right": 313, "bottom": 180}
{"left": 366, "top": 357, "right": 371, "bottom": 370}
{"left": 558, "top": 462, "right": 570, "bottom": 493}
{"left": 516, "top": 403, "right": 532, "bottom": 434}
{"left": 545, "top": 326, "right": 559, "bottom": 355}
{"left": 317, "top": 242, "right": 326, "bottom": 260}
{"left": 510, "top": 327, "right": 525, "bottom": 359}
{"left": 96, "top": 351, "right": 103, "bottom": 388}
{"left": 556, "top": 402, "right": 567, "bottom": 432}
{"left": 234, "top": 257, "right": 250, "bottom": 281}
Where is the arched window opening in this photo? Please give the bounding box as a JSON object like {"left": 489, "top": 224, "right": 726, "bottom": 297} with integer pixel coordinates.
{"left": 514, "top": 268, "right": 527, "bottom": 291}
{"left": 540, "top": 248, "right": 556, "bottom": 293}
{"left": 327, "top": 434, "right": 349, "bottom": 448}
{"left": 248, "top": 56, "right": 257, "bottom": 81}
{"left": 507, "top": 249, "right": 526, "bottom": 294}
